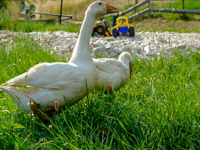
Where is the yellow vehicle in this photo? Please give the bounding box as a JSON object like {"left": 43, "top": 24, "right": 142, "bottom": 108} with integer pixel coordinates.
{"left": 112, "top": 16, "right": 135, "bottom": 38}
{"left": 92, "top": 20, "right": 111, "bottom": 37}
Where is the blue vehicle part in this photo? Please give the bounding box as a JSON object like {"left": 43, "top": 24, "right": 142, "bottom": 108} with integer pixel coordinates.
{"left": 118, "top": 26, "right": 129, "bottom": 33}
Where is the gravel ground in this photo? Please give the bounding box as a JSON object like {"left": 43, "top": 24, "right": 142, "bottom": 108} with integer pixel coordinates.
{"left": 0, "top": 30, "right": 200, "bottom": 59}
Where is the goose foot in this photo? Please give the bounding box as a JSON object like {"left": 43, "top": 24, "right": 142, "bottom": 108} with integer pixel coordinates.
{"left": 29, "top": 100, "right": 66, "bottom": 120}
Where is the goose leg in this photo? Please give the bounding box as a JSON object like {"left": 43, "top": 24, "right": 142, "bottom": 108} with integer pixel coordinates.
{"left": 105, "top": 86, "right": 113, "bottom": 94}
{"left": 30, "top": 100, "right": 66, "bottom": 120}
{"left": 29, "top": 100, "right": 48, "bottom": 120}
{"left": 130, "top": 67, "right": 132, "bottom": 79}
{"left": 54, "top": 101, "right": 59, "bottom": 112}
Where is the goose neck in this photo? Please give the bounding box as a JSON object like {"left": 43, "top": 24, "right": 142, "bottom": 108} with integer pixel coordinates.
{"left": 70, "top": 11, "right": 95, "bottom": 62}
{"left": 118, "top": 56, "right": 130, "bottom": 69}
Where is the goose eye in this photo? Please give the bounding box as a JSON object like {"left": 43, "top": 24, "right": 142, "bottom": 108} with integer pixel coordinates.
{"left": 99, "top": 2, "right": 102, "bottom": 5}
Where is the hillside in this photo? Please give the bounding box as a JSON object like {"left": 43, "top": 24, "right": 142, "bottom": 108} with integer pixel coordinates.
{"left": 0, "top": 0, "right": 199, "bottom": 33}
{"left": 34, "top": 0, "right": 139, "bottom": 20}
{"left": 33, "top": 0, "right": 200, "bottom": 21}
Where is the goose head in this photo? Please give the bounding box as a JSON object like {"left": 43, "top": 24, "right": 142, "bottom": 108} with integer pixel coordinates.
{"left": 118, "top": 52, "right": 134, "bottom": 78}
{"left": 86, "top": 1, "right": 118, "bottom": 18}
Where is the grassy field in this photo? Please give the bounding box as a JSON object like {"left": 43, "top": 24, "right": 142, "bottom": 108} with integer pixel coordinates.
{"left": 151, "top": 0, "right": 200, "bottom": 20}
{"left": 0, "top": 34, "right": 200, "bottom": 149}
{"left": 0, "top": 0, "right": 200, "bottom": 149}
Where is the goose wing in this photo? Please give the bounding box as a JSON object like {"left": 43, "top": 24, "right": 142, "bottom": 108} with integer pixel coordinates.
{"left": 2, "top": 62, "right": 84, "bottom": 89}
{"left": 93, "top": 58, "right": 129, "bottom": 89}
{"left": 93, "top": 58, "right": 128, "bottom": 73}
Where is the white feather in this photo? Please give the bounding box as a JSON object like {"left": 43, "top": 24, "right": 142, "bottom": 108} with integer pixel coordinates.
{"left": 94, "top": 52, "right": 134, "bottom": 91}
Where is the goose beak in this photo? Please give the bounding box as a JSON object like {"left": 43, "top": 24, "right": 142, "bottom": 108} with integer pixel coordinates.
{"left": 106, "top": 4, "right": 118, "bottom": 14}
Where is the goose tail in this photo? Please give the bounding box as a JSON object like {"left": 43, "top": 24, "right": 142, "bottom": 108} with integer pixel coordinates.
{"left": 1, "top": 86, "right": 32, "bottom": 111}
{"left": 1, "top": 72, "right": 28, "bottom": 86}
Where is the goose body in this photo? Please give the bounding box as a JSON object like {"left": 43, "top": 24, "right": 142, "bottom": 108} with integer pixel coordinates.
{"left": 1, "top": 1, "right": 118, "bottom": 112}
{"left": 94, "top": 52, "right": 134, "bottom": 92}
{"left": 2, "top": 62, "right": 95, "bottom": 111}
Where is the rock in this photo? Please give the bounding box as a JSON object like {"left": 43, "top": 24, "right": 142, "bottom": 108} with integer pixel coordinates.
{"left": 144, "top": 45, "right": 152, "bottom": 55}
{"left": 0, "top": 30, "right": 200, "bottom": 59}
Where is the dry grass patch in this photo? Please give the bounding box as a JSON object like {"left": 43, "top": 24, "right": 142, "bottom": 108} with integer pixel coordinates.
{"left": 133, "top": 17, "right": 200, "bottom": 32}
{"left": 5, "top": 0, "right": 21, "bottom": 20}
{"left": 36, "top": 0, "right": 95, "bottom": 20}
{"left": 35, "top": 0, "right": 143, "bottom": 20}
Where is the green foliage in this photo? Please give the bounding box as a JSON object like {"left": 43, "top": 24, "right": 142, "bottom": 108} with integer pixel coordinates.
{"left": 164, "top": 0, "right": 200, "bottom": 10}
{"left": 0, "top": 7, "right": 81, "bottom": 32}
{"left": 12, "top": 21, "right": 81, "bottom": 32}
{"left": 0, "top": 10, "right": 10, "bottom": 30}
{"left": 0, "top": 0, "right": 24, "bottom": 9}
{"left": 153, "top": 0, "right": 200, "bottom": 20}
{"left": 0, "top": 0, "right": 7, "bottom": 9}
{"left": 26, "top": 0, "right": 35, "bottom": 11}
{"left": 20, "top": 0, "right": 25, "bottom": 10}
{"left": 0, "top": 36, "right": 200, "bottom": 149}
{"left": 0, "top": 12, "right": 81, "bottom": 32}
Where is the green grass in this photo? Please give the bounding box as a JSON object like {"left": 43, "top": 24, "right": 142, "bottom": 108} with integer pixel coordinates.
{"left": 0, "top": 9, "right": 81, "bottom": 32}
{"left": 160, "top": 0, "right": 200, "bottom": 10}
{"left": 10, "top": 20, "right": 81, "bottom": 33}
{"left": 0, "top": 9, "right": 10, "bottom": 30}
{"left": 152, "top": 0, "right": 200, "bottom": 20}
{"left": 0, "top": 35, "right": 200, "bottom": 149}
{"left": 3, "top": 19, "right": 81, "bottom": 33}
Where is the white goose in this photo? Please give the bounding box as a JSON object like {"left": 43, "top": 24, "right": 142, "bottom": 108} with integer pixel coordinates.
{"left": 0, "top": 1, "right": 118, "bottom": 112}
{"left": 94, "top": 52, "right": 134, "bottom": 93}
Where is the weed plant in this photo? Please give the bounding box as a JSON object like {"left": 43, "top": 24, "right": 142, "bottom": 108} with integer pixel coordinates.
{"left": 0, "top": 35, "right": 200, "bottom": 149}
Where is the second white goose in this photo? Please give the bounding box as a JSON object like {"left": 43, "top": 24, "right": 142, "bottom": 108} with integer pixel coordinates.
{"left": 94, "top": 52, "right": 134, "bottom": 93}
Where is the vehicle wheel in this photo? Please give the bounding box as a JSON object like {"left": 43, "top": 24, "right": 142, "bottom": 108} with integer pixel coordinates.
{"left": 112, "top": 28, "right": 118, "bottom": 38}
{"left": 96, "top": 25, "right": 106, "bottom": 35}
{"left": 92, "top": 28, "right": 96, "bottom": 36}
{"left": 129, "top": 27, "right": 135, "bottom": 37}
